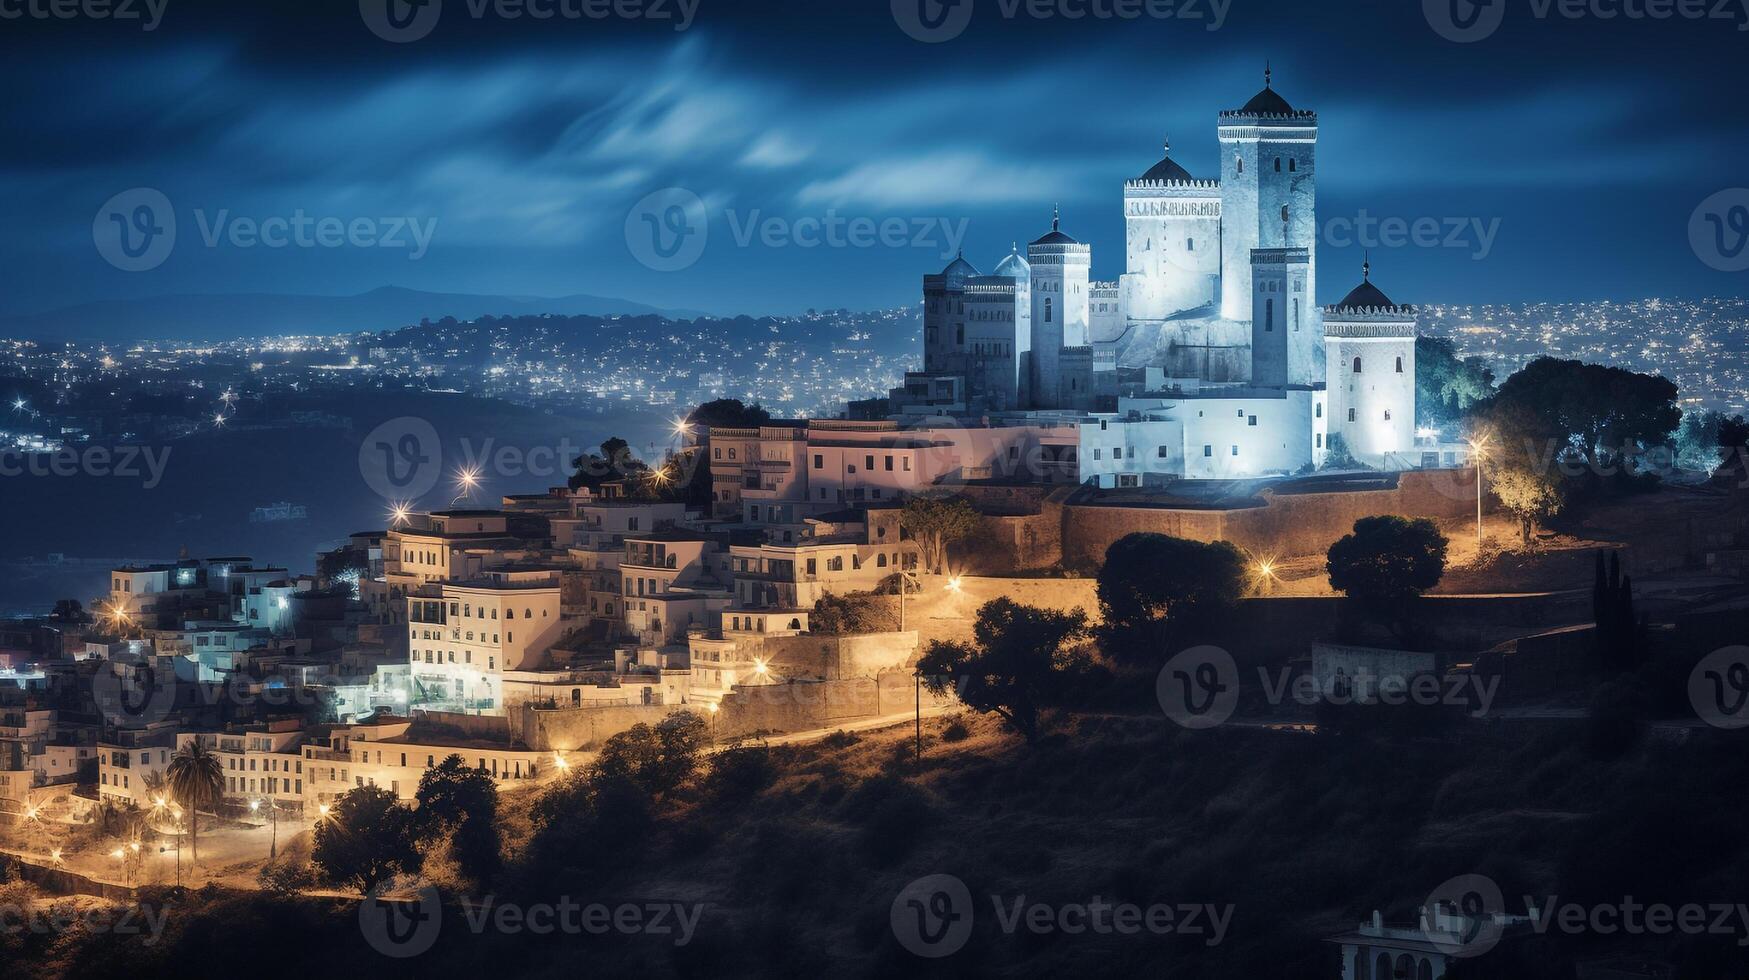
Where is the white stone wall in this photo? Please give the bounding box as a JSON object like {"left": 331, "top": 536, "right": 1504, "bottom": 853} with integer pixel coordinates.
{"left": 1078, "top": 416, "right": 1186, "bottom": 487}
{"left": 1122, "top": 182, "right": 1222, "bottom": 321}
{"left": 1122, "top": 389, "right": 1319, "bottom": 479}
{"left": 1325, "top": 317, "right": 1417, "bottom": 467}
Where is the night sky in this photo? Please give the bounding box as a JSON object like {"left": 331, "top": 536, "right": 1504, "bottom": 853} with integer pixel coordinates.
{"left": 4, "top": 0, "right": 1747, "bottom": 318}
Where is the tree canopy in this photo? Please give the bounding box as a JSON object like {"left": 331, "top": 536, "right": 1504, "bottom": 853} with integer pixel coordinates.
{"left": 1327, "top": 516, "right": 1449, "bottom": 606}
{"left": 415, "top": 755, "right": 501, "bottom": 884}
{"left": 916, "top": 597, "right": 1092, "bottom": 745}
{"left": 568, "top": 436, "right": 648, "bottom": 492}
{"left": 901, "top": 494, "right": 980, "bottom": 574}
{"left": 1416, "top": 335, "right": 1496, "bottom": 427}
{"left": 1475, "top": 357, "right": 1679, "bottom": 475}
{"left": 312, "top": 785, "right": 422, "bottom": 895}
{"left": 687, "top": 398, "right": 771, "bottom": 429}
{"left": 589, "top": 711, "right": 710, "bottom": 799}
{"left": 1096, "top": 533, "right": 1247, "bottom": 662}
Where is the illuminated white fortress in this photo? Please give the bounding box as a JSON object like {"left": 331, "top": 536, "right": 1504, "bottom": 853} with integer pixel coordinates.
{"left": 894, "top": 69, "right": 1420, "bottom": 481}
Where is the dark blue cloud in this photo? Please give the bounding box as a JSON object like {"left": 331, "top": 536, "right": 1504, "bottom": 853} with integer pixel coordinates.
{"left": 1, "top": 0, "right": 1745, "bottom": 318}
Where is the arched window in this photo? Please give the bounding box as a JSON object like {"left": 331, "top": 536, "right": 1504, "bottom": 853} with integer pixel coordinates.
{"left": 877, "top": 554, "right": 888, "bottom": 568}
{"left": 1236, "top": 156, "right": 1243, "bottom": 174}
{"left": 1288, "top": 158, "right": 1297, "bottom": 172}
{"left": 1395, "top": 356, "right": 1404, "bottom": 373}
{"left": 1375, "top": 954, "right": 1392, "bottom": 980}
{"left": 1186, "top": 237, "right": 1194, "bottom": 251}
{"left": 1352, "top": 357, "right": 1363, "bottom": 374}
{"left": 1274, "top": 157, "right": 1282, "bottom": 172}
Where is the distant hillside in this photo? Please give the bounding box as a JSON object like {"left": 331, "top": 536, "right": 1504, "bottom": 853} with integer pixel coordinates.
{"left": 0, "top": 286, "right": 705, "bottom": 343}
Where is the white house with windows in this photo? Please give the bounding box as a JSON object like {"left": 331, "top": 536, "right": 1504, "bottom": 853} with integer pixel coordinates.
{"left": 406, "top": 572, "right": 564, "bottom": 715}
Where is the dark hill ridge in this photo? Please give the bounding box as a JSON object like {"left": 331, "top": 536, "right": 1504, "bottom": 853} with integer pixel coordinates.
{"left": 0, "top": 285, "right": 706, "bottom": 343}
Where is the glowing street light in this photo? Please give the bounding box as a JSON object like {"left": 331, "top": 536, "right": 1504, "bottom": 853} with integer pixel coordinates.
{"left": 387, "top": 501, "right": 413, "bottom": 527}
{"left": 945, "top": 575, "right": 964, "bottom": 593}
{"left": 1252, "top": 558, "right": 1279, "bottom": 595}
{"left": 1466, "top": 435, "right": 1491, "bottom": 545}
{"left": 551, "top": 751, "right": 570, "bottom": 773}
{"left": 450, "top": 465, "right": 483, "bottom": 506}
{"left": 671, "top": 418, "right": 694, "bottom": 440}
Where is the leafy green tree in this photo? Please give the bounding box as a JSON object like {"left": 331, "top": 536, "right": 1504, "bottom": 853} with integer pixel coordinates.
{"left": 312, "top": 785, "right": 421, "bottom": 895}
{"left": 568, "top": 436, "right": 649, "bottom": 492}
{"left": 704, "top": 738, "right": 776, "bottom": 805}
{"left": 1717, "top": 414, "right": 1749, "bottom": 486}
{"left": 589, "top": 711, "right": 710, "bottom": 798}
{"left": 687, "top": 398, "right": 771, "bottom": 429}
{"left": 810, "top": 591, "right": 898, "bottom": 635}
{"left": 1674, "top": 409, "right": 1727, "bottom": 473}
{"left": 1320, "top": 432, "right": 1365, "bottom": 471}
{"left": 526, "top": 770, "right": 650, "bottom": 886}
{"left": 1416, "top": 335, "right": 1496, "bottom": 426}
{"left": 1096, "top": 533, "right": 1246, "bottom": 662}
{"left": 415, "top": 755, "right": 501, "bottom": 884}
{"left": 1327, "top": 516, "right": 1449, "bottom": 641}
{"left": 917, "top": 598, "right": 1092, "bottom": 745}
{"left": 1476, "top": 357, "right": 1679, "bottom": 475}
{"left": 166, "top": 741, "right": 223, "bottom": 867}
{"left": 900, "top": 495, "right": 980, "bottom": 574}
{"left": 1490, "top": 464, "right": 1563, "bottom": 546}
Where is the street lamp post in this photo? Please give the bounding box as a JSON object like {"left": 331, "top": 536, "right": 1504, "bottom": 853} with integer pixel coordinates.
{"left": 1468, "top": 437, "right": 1489, "bottom": 546}
{"left": 252, "top": 799, "right": 279, "bottom": 861}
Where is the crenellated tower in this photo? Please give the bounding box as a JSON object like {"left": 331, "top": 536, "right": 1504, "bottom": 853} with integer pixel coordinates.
{"left": 1121, "top": 136, "right": 1223, "bottom": 323}
{"left": 1219, "top": 65, "right": 1319, "bottom": 334}
{"left": 1028, "top": 208, "right": 1091, "bottom": 408}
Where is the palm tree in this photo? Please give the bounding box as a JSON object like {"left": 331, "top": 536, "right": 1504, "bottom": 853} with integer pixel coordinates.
{"left": 166, "top": 740, "right": 223, "bottom": 868}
